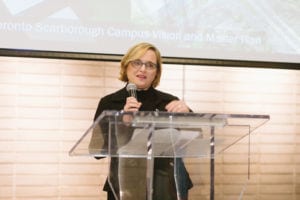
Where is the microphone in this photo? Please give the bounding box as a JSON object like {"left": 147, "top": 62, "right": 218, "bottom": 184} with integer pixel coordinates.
{"left": 126, "top": 83, "right": 137, "bottom": 99}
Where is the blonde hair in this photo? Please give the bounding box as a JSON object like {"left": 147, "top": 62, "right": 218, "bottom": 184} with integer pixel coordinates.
{"left": 119, "top": 42, "right": 162, "bottom": 88}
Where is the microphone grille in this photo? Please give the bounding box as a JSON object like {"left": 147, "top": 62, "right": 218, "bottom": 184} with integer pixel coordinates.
{"left": 126, "top": 83, "right": 137, "bottom": 91}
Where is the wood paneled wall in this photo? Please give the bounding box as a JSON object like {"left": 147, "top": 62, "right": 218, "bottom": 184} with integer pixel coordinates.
{"left": 0, "top": 56, "right": 299, "bottom": 200}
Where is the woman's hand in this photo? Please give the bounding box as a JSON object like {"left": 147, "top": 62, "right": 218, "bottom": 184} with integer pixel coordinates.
{"left": 122, "top": 97, "right": 141, "bottom": 124}
{"left": 165, "top": 100, "right": 190, "bottom": 113}
{"left": 123, "top": 96, "right": 142, "bottom": 112}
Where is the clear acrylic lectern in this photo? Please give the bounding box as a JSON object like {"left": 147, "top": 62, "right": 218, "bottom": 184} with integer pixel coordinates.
{"left": 69, "top": 110, "right": 269, "bottom": 200}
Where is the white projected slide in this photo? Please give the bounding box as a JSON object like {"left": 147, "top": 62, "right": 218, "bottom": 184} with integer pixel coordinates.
{"left": 0, "top": 0, "right": 299, "bottom": 63}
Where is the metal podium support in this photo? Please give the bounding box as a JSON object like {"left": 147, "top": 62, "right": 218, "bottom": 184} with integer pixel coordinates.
{"left": 210, "top": 126, "right": 215, "bottom": 200}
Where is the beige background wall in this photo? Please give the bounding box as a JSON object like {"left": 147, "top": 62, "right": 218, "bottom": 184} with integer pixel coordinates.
{"left": 0, "top": 56, "right": 299, "bottom": 200}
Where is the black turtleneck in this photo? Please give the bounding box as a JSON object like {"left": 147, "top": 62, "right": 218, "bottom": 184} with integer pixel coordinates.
{"left": 92, "top": 85, "right": 193, "bottom": 200}
{"left": 94, "top": 86, "right": 179, "bottom": 120}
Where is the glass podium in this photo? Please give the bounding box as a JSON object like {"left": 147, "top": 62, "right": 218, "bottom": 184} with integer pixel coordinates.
{"left": 69, "top": 110, "right": 269, "bottom": 200}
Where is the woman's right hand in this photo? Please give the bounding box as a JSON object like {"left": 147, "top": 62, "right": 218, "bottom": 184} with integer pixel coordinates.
{"left": 123, "top": 97, "right": 142, "bottom": 112}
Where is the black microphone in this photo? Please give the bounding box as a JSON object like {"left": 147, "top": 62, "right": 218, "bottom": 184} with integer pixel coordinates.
{"left": 126, "top": 83, "right": 137, "bottom": 99}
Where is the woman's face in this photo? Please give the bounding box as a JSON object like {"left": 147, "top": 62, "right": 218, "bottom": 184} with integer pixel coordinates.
{"left": 126, "top": 49, "right": 158, "bottom": 90}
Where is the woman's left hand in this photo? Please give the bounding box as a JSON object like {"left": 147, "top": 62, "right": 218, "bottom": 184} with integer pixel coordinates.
{"left": 165, "top": 100, "right": 190, "bottom": 113}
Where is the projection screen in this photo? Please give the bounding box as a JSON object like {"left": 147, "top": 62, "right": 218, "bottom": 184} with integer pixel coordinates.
{"left": 0, "top": 0, "right": 299, "bottom": 65}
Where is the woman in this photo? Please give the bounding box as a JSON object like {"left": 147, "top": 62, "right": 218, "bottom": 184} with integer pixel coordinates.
{"left": 93, "top": 42, "right": 193, "bottom": 200}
